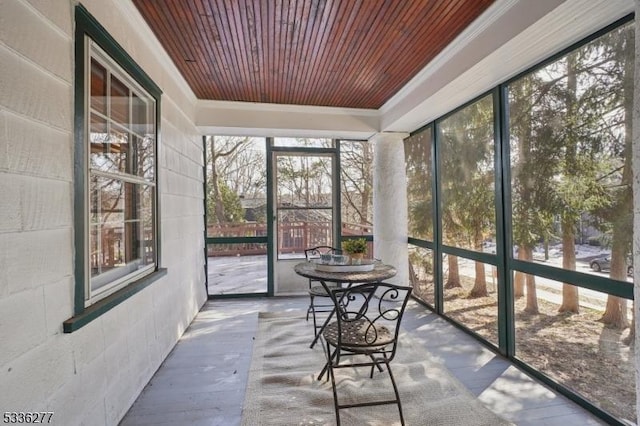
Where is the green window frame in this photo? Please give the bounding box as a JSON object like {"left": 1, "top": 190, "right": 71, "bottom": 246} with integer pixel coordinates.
{"left": 64, "top": 6, "right": 165, "bottom": 333}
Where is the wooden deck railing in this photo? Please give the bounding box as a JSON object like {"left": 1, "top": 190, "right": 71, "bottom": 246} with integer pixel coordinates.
{"left": 207, "top": 221, "right": 372, "bottom": 257}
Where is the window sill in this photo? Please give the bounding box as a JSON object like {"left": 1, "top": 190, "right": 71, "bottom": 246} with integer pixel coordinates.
{"left": 63, "top": 268, "right": 167, "bottom": 333}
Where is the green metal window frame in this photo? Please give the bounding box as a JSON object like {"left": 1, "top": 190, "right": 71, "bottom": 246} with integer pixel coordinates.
{"left": 64, "top": 5, "right": 165, "bottom": 333}
{"left": 405, "top": 14, "right": 635, "bottom": 426}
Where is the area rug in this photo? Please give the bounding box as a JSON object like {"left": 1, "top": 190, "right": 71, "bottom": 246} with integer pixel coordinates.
{"left": 241, "top": 312, "right": 513, "bottom": 426}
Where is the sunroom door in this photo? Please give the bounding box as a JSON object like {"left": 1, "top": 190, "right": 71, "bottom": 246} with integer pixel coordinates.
{"left": 273, "top": 151, "right": 338, "bottom": 294}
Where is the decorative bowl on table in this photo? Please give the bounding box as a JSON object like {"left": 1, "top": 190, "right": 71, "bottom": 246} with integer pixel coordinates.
{"left": 313, "top": 258, "right": 376, "bottom": 272}
{"left": 331, "top": 254, "right": 350, "bottom": 265}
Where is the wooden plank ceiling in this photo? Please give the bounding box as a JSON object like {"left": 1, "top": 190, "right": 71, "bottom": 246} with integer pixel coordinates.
{"left": 132, "top": 0, "right": 494, "bottom": 109}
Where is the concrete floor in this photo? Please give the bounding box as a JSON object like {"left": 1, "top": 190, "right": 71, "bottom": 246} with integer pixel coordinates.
{"left": 207, "top": 255, "right": 268, "bottom": 296}
{"left": 120, "top": 297, "right": 607, "bottom": 426}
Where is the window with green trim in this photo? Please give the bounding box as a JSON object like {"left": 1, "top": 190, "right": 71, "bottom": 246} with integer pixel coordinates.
{"left": 73, "top": 6, "right": 161, "bottom": 310}
{"left": 85, "top": 41, "right": 157, "bottom": 304}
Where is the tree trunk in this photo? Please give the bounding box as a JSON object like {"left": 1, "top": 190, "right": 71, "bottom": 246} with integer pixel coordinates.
{"left": 622, "top": 311, "right": 634, "bottom": 346}
{"left": 559, "top": 53, "right": 580, "bottom": 314}
{"left": 445, "top": 255, "right": 461, "bottom": 289}
{"left": 360, "top": 142, "right": 372, "bottom": 225}
{"left": 559, "top": 217, "right": 579, "bottom": 313}
{"left": 469, "top": 235, "right": 488, "bottom": 297}
{"left": 601, "top": 32, "right": 633, "bottom": 330}
{"left": 601, "top": 196, "right": 631, "bottom": 328}
{"left": 601, "top": 228, "right": 630, "bottom": 328}
{"left": 523, "top": 246, "right": 539, "bottom": 314}
{"left": 514, "top": 246, "right": 525, "bottom": 298}
{"left": 209, "top": 149, "right": 227, "bottom": 225}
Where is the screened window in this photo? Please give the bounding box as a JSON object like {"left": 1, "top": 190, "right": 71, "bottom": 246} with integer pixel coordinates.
{"left": 508, "top": 21, "right": 634, "bottom": 282}
{"left": 438, "top": 94, "right": 496, "bottom": 252}
{"left": 340, "top": 140, "right": 373, "bottom": 238}
{"left": 85, "top": 40, "right": 158, "bottom": 304}
{"left": 404, "top": 127, "right": 434, "bottom": 241}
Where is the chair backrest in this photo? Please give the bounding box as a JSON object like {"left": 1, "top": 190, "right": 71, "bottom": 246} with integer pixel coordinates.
{"left": 329, "top": 282, "right": 412, "bottom": 358}
{"left": 304, "top": 245, "right": 340, "bottom": 261}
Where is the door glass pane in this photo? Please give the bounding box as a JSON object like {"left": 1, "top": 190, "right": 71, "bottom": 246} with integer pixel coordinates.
{"left": 205, "top": 136, "right": 267, "bottom": 237}
{"left": 277, "top": 209, "right": 333, "bottom": 257}
{"left": 276, "top": 153, "right": 333, "bottom": 258}
{"left": 276, "top": 154, "right": 332, "bottom": 208}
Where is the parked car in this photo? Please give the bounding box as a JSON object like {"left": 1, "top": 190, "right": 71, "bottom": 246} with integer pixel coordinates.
{"left": 590, "top": 256, "right": 633, "bottom": 276}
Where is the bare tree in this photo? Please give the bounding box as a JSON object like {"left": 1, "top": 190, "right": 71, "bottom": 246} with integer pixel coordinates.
{"left": 206, "top": 136, "right": 254, "bottom": 225}
{"left": 340, "top": 141, "right": 373, "bottom": 231}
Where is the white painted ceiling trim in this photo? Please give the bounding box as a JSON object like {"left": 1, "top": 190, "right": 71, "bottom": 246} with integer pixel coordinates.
{"left": 195, "top": 100, "right": 379, "bottom": 139}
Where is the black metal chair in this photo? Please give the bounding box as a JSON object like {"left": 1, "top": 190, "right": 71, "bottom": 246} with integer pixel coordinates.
{"left": 319, "top": 281, "right": 412, "bottom": 426}
{"left": 304, "top": 246, "right": 341, "bottom": 339}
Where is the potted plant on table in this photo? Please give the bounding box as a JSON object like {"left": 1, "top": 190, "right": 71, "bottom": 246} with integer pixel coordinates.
{"left": 342, "top": 238, "right": 368, "bottom": 264}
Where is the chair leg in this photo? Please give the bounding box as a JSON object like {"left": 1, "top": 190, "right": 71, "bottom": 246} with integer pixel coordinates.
{"left": 385, "top": 360, "right": 405, "bottom": 426}
{"left": 311, "top": 303, "right": 319, "bottom": 337}
{"left": 368, "top": 355, "right": 385, "bottom": 377}
{"left": 306, "top": 295, "right": 314, "bottom": 321}
{"left": 318, "top": 343, "right": 337, "bottom": 381}
{"left": 327, "top": 344, "right": 341, "bottom": 426}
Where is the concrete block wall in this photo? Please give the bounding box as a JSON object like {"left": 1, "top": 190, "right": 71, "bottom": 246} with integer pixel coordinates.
{"left": 0, "top": 1, "right": 207, "bottom": 425}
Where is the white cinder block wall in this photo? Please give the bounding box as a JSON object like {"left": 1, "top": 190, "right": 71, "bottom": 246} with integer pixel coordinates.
{"left": 0, "top": 1, "right": 207, "bottom": 425}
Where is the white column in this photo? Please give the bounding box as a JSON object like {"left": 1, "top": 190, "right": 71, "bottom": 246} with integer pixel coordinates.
{"left": 371, "top": 132, "right": 409, "bottom": 286}
{"left": 633, "top": 0, "right": 640, "bottom": 419}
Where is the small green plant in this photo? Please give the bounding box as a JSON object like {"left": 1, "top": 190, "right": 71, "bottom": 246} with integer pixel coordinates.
{"left": 342, "top": 238, "right": 367, "bottom": 254}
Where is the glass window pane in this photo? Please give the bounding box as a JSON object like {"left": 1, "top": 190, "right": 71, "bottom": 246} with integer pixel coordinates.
{"left": 132, "top": 93, "right": 155, "bottom": 180}
{"left": 90, "top": 176, "right": 125, "bottom": 284}
{"left": 85, "top": 39, "right": 157, "bottom": 304}
{"left": 442, "top": 254, "right": 498, "bottom": 346}
{"left": 404, "top": 126, "right": 433, "bottom": 241}
{"left": 109, "top": 126, "right": 130, "bottom": 173}
{"left": 513, "top": 277, "right": 635, "bottom": 422}
{"left": 508, "top": 22, "right": 634, "bottom": 282}
{"left": 89, "top": 176, "right": 148, "bottom": 292}
{"left": 140, "top": 184, "right": 155, "bottom": 267}
{"left": 340, "top": 140, "right": 373, "bottom": 237}
{"left": 110, "top": 74, "right": 130, "bottom": 125}
{"left": 277, "top": 209, "right": 332, "bottom": 258}
{"left": 90, "top": 58, "right": 107, "bottom": 114}
{"left": 205, "top": 136, "right": 267, "bottom": 237}
{"left": 276, "top": 154, "right": 332, "bottom": 208}
{"left": 408, "top": 245, "right": 434, "bottom": 306}
{"left": 132, "top": 134, "right": 154, "bottom": 180}
{"left": 439, "top": 95, "right": 496, "bottom": 252}
{"left": 131, "top": 92, "right": 149, "bottom": 136}
{"left": 90, "top": 115, "right": 130, "bottom": 174}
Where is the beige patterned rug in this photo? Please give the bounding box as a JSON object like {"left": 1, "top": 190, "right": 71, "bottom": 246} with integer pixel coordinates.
{"left": 241, "top": 312, "right": 513, "bottom": 426}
